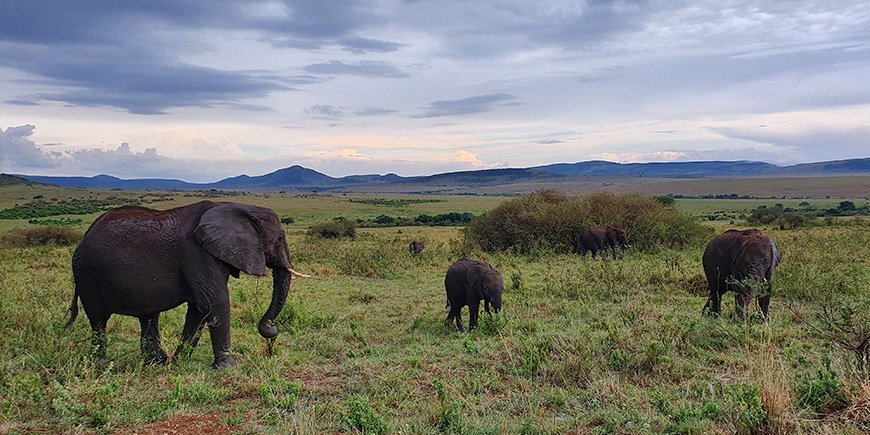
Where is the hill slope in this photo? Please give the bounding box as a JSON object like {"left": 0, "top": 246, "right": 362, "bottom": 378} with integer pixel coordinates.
{"left": 13, "top": 157, "right": 870, "bottom": 190}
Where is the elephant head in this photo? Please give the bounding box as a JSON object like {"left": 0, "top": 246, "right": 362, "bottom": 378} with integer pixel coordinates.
{"left": 735, "top": 233, "right": 780, "bottom": 286}
{"left": 466, "top": 262, "right": 503, "bottom": 314}
{"left": 195, "top": 204, "right": 308, "bottom": 339}
{"left": 607, "top": 226, "right": 630, "bottom": 251}
{"left": 702, "top": 229, "right": 781, "bottom": 319}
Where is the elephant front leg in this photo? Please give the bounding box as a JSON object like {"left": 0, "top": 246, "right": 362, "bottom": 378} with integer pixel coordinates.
{"left": 171, "top": 305, "right": 208, "bottom": 363}
{"left": 139, "top": 314, "right": 169, "bottom": 365}
{"left": 468, "top": 301, "right": 480, "bottom": 330}
{"left": 207, "top": 301, "right": 237, "bottom": 369}
{"left": 758, "top": 294, "right": 771, "bottom": 322}
{"left": 734, "top": 292, "right": 750, "bottom": 321}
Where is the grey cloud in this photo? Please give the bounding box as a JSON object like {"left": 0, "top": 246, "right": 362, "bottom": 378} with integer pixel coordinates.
{"left": 536, "top": 139, "right": 565, "bottom": 144}
{"left": 414, "top": 93, "right": 519, "bottom": 118}
{"left": 354, "top": 108, "right": 398, "bottom": 116}
{"left": 340, "top": 37, "right": 404, "bottom": 54}
{"left": 4, "top": 99, "right": 38, "bottom": 106}
{"left": 305, "top": 105, "right": 344, "bottom": 117}
{"left": 304, "top": 61, "right": 411, "bottom": 78}
{"left": 0, "top": 44, "right": 287, "bottom": 114}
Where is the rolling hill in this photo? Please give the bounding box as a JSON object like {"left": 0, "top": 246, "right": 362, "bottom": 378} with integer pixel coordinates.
{"left": 10, "top": 157, "right": 869, "bottom": 191}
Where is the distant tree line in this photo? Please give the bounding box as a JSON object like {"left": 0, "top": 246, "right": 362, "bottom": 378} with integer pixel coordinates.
{"left": 358, "top": 212, "right": 475, "bottom": 228}
{"left": 307, "top": 212, "right": 476, "bottom": 238}
{"left": 747, "top": 201, "right": 870, "bottom": 229}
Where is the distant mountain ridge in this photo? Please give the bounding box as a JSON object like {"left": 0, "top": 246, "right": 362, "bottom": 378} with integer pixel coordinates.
{"left": 12, "top": 157, "right": 870, "bottom": 190}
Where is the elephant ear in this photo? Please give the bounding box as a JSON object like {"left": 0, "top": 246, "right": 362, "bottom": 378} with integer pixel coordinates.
{"left": 195, "top": 205, "right": 267, "bottom": 276}
{"left": 466, "top": 265, "right": 485, "bottom": 299}
{"left": 767, "top": 237, "right": 781, "bottom": 276}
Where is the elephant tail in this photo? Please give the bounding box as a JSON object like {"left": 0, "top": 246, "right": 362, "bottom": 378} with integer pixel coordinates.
{"left": 64, "top": 288, "right": 79, "bottom": 328}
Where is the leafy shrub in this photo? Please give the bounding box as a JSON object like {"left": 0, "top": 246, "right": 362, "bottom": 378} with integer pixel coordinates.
{"left": 796, "top": 357, "right": 849, "bottom": 415}
{"left": 280, "top": 216, "right": 294, "bottom": 224}
{"left": 725, "top": 383, "right": 768, "bottom": 434}
{"left": 464, "top": 190, "right": 710, "bottom": 252}
{"left": 307, "top": 219, "right": 357, "bottom": 238}
{"left": 341, "top": 396, "right": 388, "bottom": 434}
{"left": 0, "top": 227, "right": 82, "bottom": 247}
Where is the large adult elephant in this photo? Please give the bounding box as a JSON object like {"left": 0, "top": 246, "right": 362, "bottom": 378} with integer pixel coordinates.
{"left": 573, "top": 226, "right": 629, "bottom": 258}
{"left": 67, "top": 201, "right": 309, "bottom": 368}
{"left": 702, "top": 229, "right": 781, "bottom": 320}
{"left": 444, "top": 258, "right": 503, "bottom": 332}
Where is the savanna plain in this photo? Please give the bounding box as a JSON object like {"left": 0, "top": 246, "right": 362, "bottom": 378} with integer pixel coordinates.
{"left": 0, "top": 183, "right": 868, "bottom": 434}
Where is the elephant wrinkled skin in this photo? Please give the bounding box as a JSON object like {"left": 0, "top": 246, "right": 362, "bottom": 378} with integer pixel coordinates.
{"left": 67, "top": 201, "right": 308, "bottom": 368}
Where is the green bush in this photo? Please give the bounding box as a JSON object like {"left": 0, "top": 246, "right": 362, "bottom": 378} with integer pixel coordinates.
{"left": 341, "top": 396, "right": 388, "bottom": 434}
{"left": 796, "top": 357, "right": 849, "bottom": 415}
{"left": 280, "top": 216, "right": 294, "bottom": 224}
{"left": 307, "top": 219, "right": 357, "bottom": 238}
{"left": 0, "top": 226, "right": 82, "bottom": 247}
{"left": 464, "top": 190, "right": 710, "bottom": 252}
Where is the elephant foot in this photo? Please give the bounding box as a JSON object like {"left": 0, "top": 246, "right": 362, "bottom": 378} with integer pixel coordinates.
{"left": 211, "top": 353, "right": 238, "bottom": 369}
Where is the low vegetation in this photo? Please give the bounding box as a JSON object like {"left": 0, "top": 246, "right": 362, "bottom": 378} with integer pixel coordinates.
{"left": 307, "top": 218, "right": 357, "bottom": 238}
{"left": 465, "top": 190, "right": 711, "bottom": 252}
{"left": 0, "top": 226, "right": 82, "bottom": 247}
{"left": 747, "top": 201, "right": 870, "bottom": 229}
{"left": 358, "top": 212, "right": 475, "bottom": 228}
{"left": 347, "top": 198, "right": 446, "bottom": 207}
{"left": 0, "top": 189, "right": 867, "bottom": 433}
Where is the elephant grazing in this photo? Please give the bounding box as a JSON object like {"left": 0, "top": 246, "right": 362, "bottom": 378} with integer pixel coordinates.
{"left": 67, "top": 201, "right": 310, "bottom": 368}
{"left": 444, "top": 258, "right": 503, "bottom": 332}
{"left": 702, "top": 229, "right": 781, "bottom": 320}
{"left": 573, "top": 226, "right": 629, "bottom": 258}
{"left": 409, "top": 240, "right": 425, "bottom": 256}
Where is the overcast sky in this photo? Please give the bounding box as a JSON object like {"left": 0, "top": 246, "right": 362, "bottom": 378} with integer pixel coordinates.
{"left": 1, "top": 0, "right": 869, "bottom": 181}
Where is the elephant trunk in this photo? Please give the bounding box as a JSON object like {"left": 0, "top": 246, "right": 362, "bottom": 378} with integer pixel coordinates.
{"left": 258, "top": 267, "right": 292, "bottom": 339}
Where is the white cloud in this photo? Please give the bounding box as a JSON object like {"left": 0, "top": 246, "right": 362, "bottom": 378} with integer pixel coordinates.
{"left": 448, "top": 150, "right": 489, "bottom": 168}
{"left": 303, "top": 148, "right": 372, "bottom": 160}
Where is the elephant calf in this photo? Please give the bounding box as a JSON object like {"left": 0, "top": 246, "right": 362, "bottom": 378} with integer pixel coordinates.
{"left": 702, "top": 228, "right": 781, "bottom": 320}
{"left": 573, "top": 226, "right": 629, "bottom": 259}
{"left": 409, "top": 240, "right": 425, "bottom": 256}
{"left": 444, "top": 258, "right": 503, "bottom": 332}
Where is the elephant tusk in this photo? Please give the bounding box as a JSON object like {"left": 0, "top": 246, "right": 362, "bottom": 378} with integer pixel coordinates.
{"left": 287, "top": 267, "right": 311, "bottom": 278}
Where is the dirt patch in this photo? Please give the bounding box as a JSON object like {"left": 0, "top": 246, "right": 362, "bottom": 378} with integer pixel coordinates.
{"left": 27, "top": 261, "right": 59, "bottom": 270}
{"left": 119, "top": 413, "right": 228, "bottom": 435}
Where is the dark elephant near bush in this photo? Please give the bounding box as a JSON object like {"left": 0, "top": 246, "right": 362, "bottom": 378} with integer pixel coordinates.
{"left": 409, "top": 241, "right": 425, "bottom": 256}
{"left": 68, "top": 201, "right": 309, "bottom": 368}
{"left": 573, "top": 226, "right": 629, "bottom": 258}
{"left": 444, "top": 258, "right": 503, "bottom": 332}
{"left": 702, "top": 229, "right": 781, "bottom": 320}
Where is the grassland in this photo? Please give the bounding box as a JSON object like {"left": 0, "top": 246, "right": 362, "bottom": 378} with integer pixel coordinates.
{"left": 0, "top": 186, "right": 868, "bottom": 433}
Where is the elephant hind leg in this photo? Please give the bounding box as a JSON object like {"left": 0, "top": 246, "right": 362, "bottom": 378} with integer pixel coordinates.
{"left": 139, "top": 314, "right": 168, "bottom": 365}
{"left": 87, "top": 313, "right": 110, "bottom": 359}
{"left": 449, "top": 306, "right": 465, "bottom": 332}
{"left": 172, "top": 304, "right": 208, "bottom": 363}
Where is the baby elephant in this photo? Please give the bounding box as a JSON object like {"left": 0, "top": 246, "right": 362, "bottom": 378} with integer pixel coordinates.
{"left": 444, "top": 258, "right": 503, "bottom": 332}
{"left": 409, "top": 240, "right": 425, "bottom": 256}
{"left": 574, "top": 226, "right": 629, "bottom": 258}
{"left": 702, "top": 228, "right": 781, "bottom": 320}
